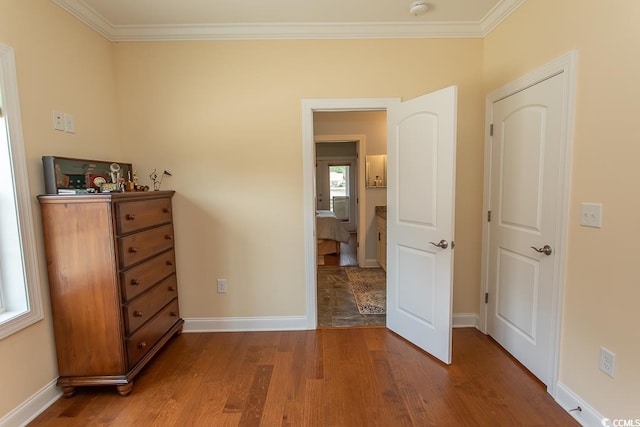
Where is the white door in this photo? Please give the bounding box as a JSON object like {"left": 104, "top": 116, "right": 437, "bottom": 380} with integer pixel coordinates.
{"left": 487, "top": 73, "right": 564, "bottom": 385}
{"left": 387, "top": 86, "right": 457, "bottom": 364}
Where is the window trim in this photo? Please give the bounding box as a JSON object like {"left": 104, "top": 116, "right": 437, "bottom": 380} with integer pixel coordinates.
{"left": 0, "top": 43, "right": 44, "bottom": 339}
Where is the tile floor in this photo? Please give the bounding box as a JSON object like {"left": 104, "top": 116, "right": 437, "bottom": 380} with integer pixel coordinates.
{"left": 317, "top": 266, "right": 386, "bottom": 327}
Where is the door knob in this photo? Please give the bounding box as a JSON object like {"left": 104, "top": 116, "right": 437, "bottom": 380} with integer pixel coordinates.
{"left": 429, "top": 239, "right": 448, "bottom": 249}
{"left": 531, "top": 245, "right": 553, "bottom": 256}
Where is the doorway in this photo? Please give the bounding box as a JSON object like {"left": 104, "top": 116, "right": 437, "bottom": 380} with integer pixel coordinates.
{"left": 313, "top": 116, "right": 386, "bottom": 327}
{"left": 303, "top": 91, "right": 457, "bottom": 366}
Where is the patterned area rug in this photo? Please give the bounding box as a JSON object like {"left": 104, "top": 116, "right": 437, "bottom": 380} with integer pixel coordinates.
{"left": 346, "top": 268, "right": 386, "bottom": 315}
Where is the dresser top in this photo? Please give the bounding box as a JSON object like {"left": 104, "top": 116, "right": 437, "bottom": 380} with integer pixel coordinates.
{"left": 38, "top": 190, "right": 175, "bottom": 204}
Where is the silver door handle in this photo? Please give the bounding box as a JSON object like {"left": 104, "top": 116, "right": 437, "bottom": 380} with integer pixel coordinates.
{"left": 430, "top": 240, "right": 448, "bottom": 249}
{"left": 531, "top": 245, "right": 553, "bottom": 256}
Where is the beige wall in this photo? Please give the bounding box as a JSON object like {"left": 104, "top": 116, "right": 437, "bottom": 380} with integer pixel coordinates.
{"left": 113, "top": 39, "right": 485, "bottom": 319}
{"left": 0, "top": 0, "right": 121, "bottom": 418}
{"left": 484, "top": 0, "right": 640, "bottom": 416}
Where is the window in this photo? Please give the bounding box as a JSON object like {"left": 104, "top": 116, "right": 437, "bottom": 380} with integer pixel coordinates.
{"left": 328, "top": 164, "right": 350, "bottom": 220}
{"left": 0, "top": 43, "right": 43, "bottom": 339}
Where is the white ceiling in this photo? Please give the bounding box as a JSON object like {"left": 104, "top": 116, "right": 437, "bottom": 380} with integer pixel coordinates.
{"left": 51, "top": 0, "right": 526, "bottom": 41}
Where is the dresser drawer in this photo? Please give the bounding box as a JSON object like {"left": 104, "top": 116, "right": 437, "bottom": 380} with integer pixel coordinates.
{"left": 118, "top": 224, "right": 174, "bottom": 268}
{"left": 127, "top": 299, "right": 180, "bottom": 367}
{"left": 121, "top": 249, "right": 176, "bottom": 301}
{"left": 124, "top": 275, "right": 178, "bottom": 335}
{"left": 116, "top": 198, "right": 172, "bottom": 235}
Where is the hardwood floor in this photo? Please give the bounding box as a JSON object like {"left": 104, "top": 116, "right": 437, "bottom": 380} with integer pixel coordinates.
{"left": 29, "top": 328, "right": 577, "bottom": 426}
{"left": 318, "top": 233, "right": 357, "bottom": 267}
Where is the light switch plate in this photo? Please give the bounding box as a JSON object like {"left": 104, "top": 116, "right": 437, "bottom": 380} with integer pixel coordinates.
{"left": 64, "top": 113, "right": 75, "bottom": 133}
{"left": 580, "top": 203, "right": 602, "bottom": 228}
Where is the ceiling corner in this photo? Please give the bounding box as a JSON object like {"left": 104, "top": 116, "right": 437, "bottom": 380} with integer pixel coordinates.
{"left": 479, "top": 0, "right": 527, "bottom": 36}
{"left": 51, "top": 0, "right": 115, "bottom": 41}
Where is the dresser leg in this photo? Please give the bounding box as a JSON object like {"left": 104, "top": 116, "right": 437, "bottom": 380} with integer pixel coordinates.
{"left": 116, "top": 382, "right": 134, "bottom": 397}
{"left": 61, "top": 386, "right": 76, "bottom": 398}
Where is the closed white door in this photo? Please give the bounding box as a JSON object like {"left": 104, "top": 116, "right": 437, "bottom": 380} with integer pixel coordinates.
{"left": 487, "top": 73, "right": 564, "bottom": 385}
{"left": 387, "top": 86, "right": 457, "bottom": 364}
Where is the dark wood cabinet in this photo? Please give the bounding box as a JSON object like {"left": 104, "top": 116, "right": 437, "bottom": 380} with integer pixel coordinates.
{"left": 38, "top": 191, "right": 183, "bottom": 397}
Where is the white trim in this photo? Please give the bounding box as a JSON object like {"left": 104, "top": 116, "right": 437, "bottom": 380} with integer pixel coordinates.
{"left": 182, "top": 316, "right": 309, "bottom": 333}
{"left": 362, "top": 258, "right": 382, "bottom": 269}
{"left": 302, "top": 98, "right": 401, "bottom": 329}
{"left": 452, "top": 313, "right": 479, "bottom": 329}
{"left": 479, "top": 0, "right": 527, "bottom": 35}
{"left": 479, "top": 51, "right": 578, "bottom": 396}
{"left": 555, "top": 382, "right": 606, "bottom": 427}
{"left": 0, "top": 43, "right": 44, "bottom": 340}
{"left": 0, "top": 379, "right": 61, "bottom": 427}
{"left": 184, "top": 314, "right": 480, "bottom": 332}
{"left": 51, "top": 0, "right": 526, "bottom": 41}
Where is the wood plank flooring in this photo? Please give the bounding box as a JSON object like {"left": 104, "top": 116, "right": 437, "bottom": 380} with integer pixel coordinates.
{"left": 29, "top": 328, "right": 577, "bottom": 426}
{"left": 318, "top": 233, "right": 357, "bottom": 267}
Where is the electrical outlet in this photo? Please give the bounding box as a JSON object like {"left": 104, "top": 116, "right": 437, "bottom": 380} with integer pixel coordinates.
{"left": 217, "top": 278, "right": 227, "bottom": 293}
{"left": 599, "top": 347, "right": 615, "bottom": 377}
{"left": 52, "top": 111, "right": 64, "bottom": 131}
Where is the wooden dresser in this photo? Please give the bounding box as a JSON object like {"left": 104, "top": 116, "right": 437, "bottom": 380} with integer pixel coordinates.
{"left": 38, "top": 191, "right": 183, "bottom": 397}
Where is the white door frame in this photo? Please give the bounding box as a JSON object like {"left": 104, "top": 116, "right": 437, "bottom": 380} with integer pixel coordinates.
{"left": 302, "top": 98, "right": 400, "bottom": 329}
{"left": 479, "top": 51, "right": 577, "bottom": 397}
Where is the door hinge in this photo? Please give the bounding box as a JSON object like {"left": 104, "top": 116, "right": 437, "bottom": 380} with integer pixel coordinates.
{"left": 485, "top": 292, "right": 489, "bottom": 304}
{"left": 490, "top": 124, "right": 494, "bottom": 136}
{"left": 487, "top": 211, "right": 492, "bottom": 222}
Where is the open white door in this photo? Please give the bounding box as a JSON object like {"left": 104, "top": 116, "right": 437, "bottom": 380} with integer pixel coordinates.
{"left": 386, "top": 86, "right": 457, "bottom": 364}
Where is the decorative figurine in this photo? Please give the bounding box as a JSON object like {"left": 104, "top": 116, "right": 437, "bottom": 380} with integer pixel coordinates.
{"left": 150, "top": 169, "right": 172, "bottom": 191}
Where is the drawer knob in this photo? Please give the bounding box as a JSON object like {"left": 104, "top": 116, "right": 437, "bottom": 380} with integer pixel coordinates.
{"left": 131, "top": 279, "right": 140, "bottom": 286}
{"left": 165, "top": 235, "right": 173, "bottom": 240}
{"left": 134, "top": 310, "right": 144, "bottom": 317}
{"left": 129, "top": 247, "right": 139, "bottom": 253}
{"left": 170, "top": 311, "right": 178, "bottom": 317}
{"left": 168, "top": 286, "right": 176, "bottom": 292}
{"left": 166, "top": 260, "right": 174, "bottom": 266}
{"left": 162, "top": 208, "right": 170, "bottom": 213}
{"left": 125, "top": 213, "right": 136, "bottom": 220}
{"left": 137, "top": 342, "right": 147, "bottom": 349}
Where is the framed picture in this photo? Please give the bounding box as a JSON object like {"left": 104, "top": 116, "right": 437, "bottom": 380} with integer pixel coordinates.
{"left": 42, "top": 156, "right": 133, "bottom": 194}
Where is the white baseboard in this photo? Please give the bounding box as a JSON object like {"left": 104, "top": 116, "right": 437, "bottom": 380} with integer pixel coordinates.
{"left": 361, "top": 258, "right": 382, "bottom": 268}
{"left": 452, "top": 313, "right": 479, "bottom": 328}
{"left": 185, "top": 314, "right": 480, "bottom": 333}
{"left": 0, "top": 379, "right": 61, "bottom": 427}
{"left": 555, "top": 381, "right": 605, "bottom": 427}
{"left": 183, "top": 316, "right": 309, "bottom": 332}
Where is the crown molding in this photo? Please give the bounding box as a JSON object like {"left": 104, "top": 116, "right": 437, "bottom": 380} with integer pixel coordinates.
{"left": 51, "top": 0, "right": 526, "bottom": 41}
{"left": 480, "top": 0, "right": 527, "bottom": 34}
